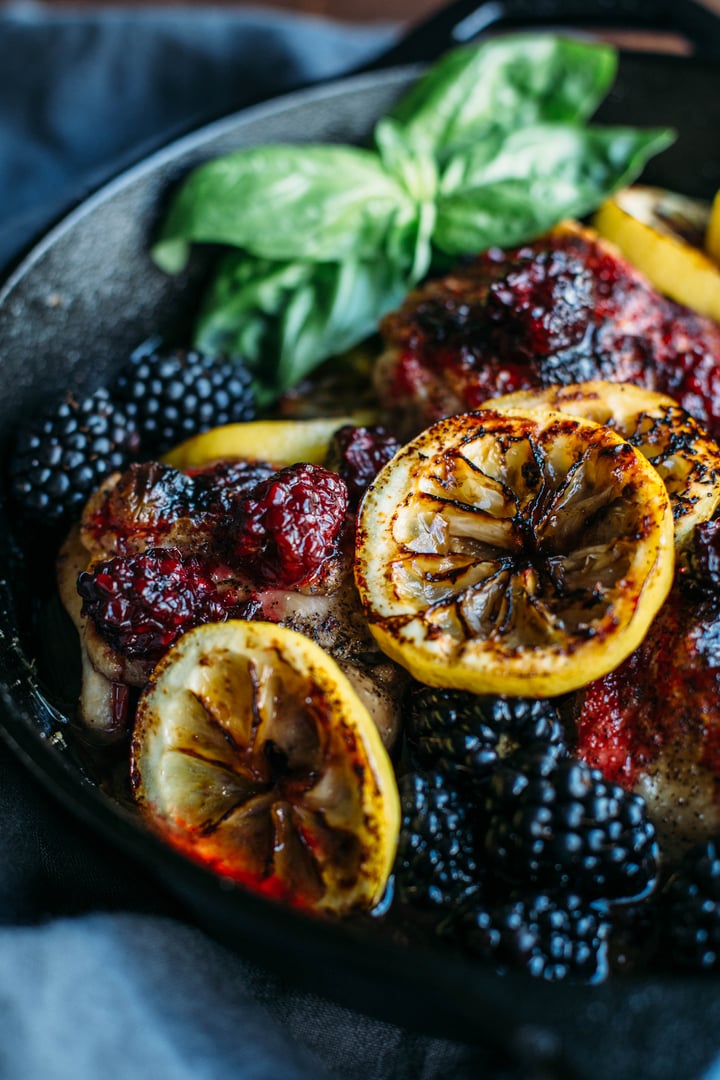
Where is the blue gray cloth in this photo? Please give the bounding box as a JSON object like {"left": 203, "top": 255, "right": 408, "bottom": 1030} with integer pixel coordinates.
{"left": 0, "top": 1, "right": 396, "bottom": 267}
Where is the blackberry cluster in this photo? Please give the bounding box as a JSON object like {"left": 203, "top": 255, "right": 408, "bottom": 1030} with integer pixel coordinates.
{"left": 394, "top": 771, "right": 479, "bottom": 910}
{"left": 395, "top": 686, "right": 663, "bottom": 983}
{"left": 9, "top": 389, "right": 139, "bottom": 525}
{"left": 10, "top": 347, "right": 256, "bottom": 524}
{"left": 661, "top": 838, "right": 720, "bottom": 970}
{"left": 481, "top": 744, "right": 659, "bottom": 902}
{"left": 456, "top": 890, "right": 609, "bottom": 984}
{"left": 111, "top": 346, "right": 255, "bottom": 456}
{"left": 405, "top": 688, "right": 565, "bottom": 792}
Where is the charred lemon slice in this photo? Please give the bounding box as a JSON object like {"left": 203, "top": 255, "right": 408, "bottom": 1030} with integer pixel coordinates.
{"left": 355, "top": 409, "right": 674, "bottom": 697}
{"left": 487, "top": 381, "right": 720, "bottom": 549}
{"left": 131, "top": 620, "right": 399, "bottom": 915}
{"left": 163, "top": 415, "right": 375, "bottom": 470}
{"left": 593, "top": 186, "right": 720, "bottom": 320}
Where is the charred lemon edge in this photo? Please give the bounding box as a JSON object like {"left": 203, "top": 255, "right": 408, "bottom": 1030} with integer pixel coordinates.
{"left": 485, "top": 381, "right": 720, "bottom": 551}
{"left": 354, "top": 408, "right": 675, "bottom": 698}
{"left": 131, "top": 619, "right": 400, "bottom": 916}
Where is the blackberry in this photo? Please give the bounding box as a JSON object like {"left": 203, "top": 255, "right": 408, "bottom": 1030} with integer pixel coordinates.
{"left": 662, "top": 838, "right": 720, "bottom": 970}
{"left": 9, "top": 388, "right": 140, "bottom": 524}
{"left": 325, "top": 424, "right": 401, "bottom": 505}
{"left": 482, "top": 744, "right": 659, "bottom": 902}
{"left": 232, "top": 463, "right": 349, "bottom": 587}
{"left": 457, "top": 890, "right": 609, "bottom": 983}
{"left": 394, "top": 771, "right": 479, "bottom": 910}
{"left": 405, "top": 687, "right": 565, "bottom": 793}
{"left": 111, "top": 347, "right": 255, "bottom": 455}
{"left": 78, "top": 547, "right": 232, "bottom": 663}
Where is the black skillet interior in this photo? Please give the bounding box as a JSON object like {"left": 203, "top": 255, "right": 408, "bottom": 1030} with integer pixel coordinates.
{"left": 2, "top": 2, "right": 720, "bottom": 1078}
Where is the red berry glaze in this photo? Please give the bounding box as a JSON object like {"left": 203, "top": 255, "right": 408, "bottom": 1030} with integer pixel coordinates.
{"left": 576, "top": 579, "right": 720, "bottom": 795}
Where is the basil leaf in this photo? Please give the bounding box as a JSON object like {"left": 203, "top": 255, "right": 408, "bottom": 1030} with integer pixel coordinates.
{"left": 193, "top": 255, "right": 308, "bottom": 373}
{"left": 274, "top": 258, "right": 411, "bottom": 395}
{"left": 375, "top": 117, "right": 438, "bottom": 203}
{"left": 152, "top": 144, "right": 415, "bottom": 273}
{"left": 387, "top": 35, "right": 617, "bottom": 161}
{"left": 194, "top": 252, "right": 411, "bottom": 402}
{"left": 434, "top": 123, "right": 675, "bottom": 255}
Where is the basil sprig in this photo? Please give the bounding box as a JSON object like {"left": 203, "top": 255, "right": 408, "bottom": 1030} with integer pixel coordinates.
{"left": 152, "top": 35, "right": 674, "bottom": 403}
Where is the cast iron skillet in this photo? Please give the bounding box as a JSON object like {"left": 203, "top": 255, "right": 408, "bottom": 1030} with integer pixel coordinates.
{"left": 1, "top": 2, "right": 720, "bottom": 1077}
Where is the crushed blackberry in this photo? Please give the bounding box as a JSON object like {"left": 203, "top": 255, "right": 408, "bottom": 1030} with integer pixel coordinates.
{"left": 394, "top": 771, "right": 480, "bottom": 910}
{"left": 9, "top": 389, "right": 140, "bottom": 524}
{"left": 482, "top": 744, "right": 659, "bottom": 902}
{"left": 405, "top": 687, "right": 565, "bottom": 793}
{"left": 456, "top": 890, "right": 609, "bottom": 983}
{"left": 232, "top": 463, "right": 349, "bottom": 587}
{"left": 78, "top": 547, "right": 233, "bottom": 663}
{"left": 111, "top": 347, "right": 256, "bottom": 456}
{"left": 661, "top": 837, "right": 720, "bottom": 970}
{"left": 325, "top": 424, "right": 401, "bottom": 505}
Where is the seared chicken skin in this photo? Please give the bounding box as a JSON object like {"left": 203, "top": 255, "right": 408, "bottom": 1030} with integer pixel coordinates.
{"left": 376, "top": 224, "right": 720, "bottom": 440}
{"left": 58, "top": 458, "right": 405, "bottom": 747}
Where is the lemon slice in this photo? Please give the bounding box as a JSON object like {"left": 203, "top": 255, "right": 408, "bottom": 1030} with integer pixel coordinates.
{"left": 487, "top": 381, "right": 720, "bottom": 549}
{"left": 708, "top": 190, "right": 720, "bottom": 263}
{"left": 163, "top": 415, "right": 376, "bottom": 470}
{"left": 593, "top": 186, "right": 720, "bottom": 320}
{"left": 131, "top": 620, "right": 399, "bottom": 915}
{"left": 354, "top": 408, "right": 674, "bottom": 697}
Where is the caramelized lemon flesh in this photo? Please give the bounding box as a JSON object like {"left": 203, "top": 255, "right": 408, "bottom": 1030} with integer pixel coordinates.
{"left": 487, "top": 381, "right": 720, "bottom": 549}
{"left": 131, "top": 620, "right": 399, "bottom": 915}
{"left": 355, "top": 409, "right": 674, "bottom": 698}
